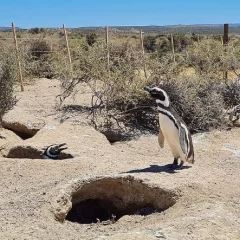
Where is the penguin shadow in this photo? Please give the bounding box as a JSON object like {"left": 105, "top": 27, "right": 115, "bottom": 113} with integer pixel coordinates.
{"left": 123, "top": 164, "right": 192, "bottom": 174}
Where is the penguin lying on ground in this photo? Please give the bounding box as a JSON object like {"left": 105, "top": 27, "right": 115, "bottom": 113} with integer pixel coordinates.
{"left": 42, "top": 143, "right": 68, "bottom": 160}
{"left": 144, "top": 86, "right": 195, "bottom": 169}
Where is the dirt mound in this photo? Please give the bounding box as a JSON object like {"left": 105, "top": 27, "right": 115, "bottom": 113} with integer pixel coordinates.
{"left": 5, "top": 122, "right": 109, "bottom": 159}
{"left": 0, "top": 128, "right": 23, "bottom": 157}
{"left": 2, "top": 108, "right": 45, "bottom": 138}
{"left": 53, "top": 175, "right": 178, "bottom": 223}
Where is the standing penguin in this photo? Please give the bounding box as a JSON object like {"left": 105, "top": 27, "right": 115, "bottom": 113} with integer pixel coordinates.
{"left": 42, "top": 143, "right": 68, "bottom": 160}
{"left": 144, "top": 86, "right": 194, "bottom": 168}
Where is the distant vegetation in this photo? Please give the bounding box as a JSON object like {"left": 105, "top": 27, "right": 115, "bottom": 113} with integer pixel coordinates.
{"left": 114, "top": 24, "right": 240, "bottom": 35}
{"left": 1, "top": 24, "right": 240, "bottom": 34}
{"left": 28, "top": 27, "right": 46, "bottom": 34}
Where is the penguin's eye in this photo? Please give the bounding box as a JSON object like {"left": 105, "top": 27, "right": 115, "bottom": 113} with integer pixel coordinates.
{"left": 158, "top": 91, "right": 166, "bottom": 101}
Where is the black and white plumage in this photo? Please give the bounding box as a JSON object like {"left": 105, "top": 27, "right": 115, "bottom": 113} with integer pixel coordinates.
{"left": 144, "top": 86, "right": 194, "bottom": 168}
{"left": 42, "top": 143, "right": 68, "bottom": 160}
{"left": 0, "top": 135, "right": 6, "bottom": 139}
{"left": 0, "top": 135, "right": 6, "bottom": 152}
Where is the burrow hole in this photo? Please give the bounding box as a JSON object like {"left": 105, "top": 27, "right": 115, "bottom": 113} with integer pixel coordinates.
{"left": 5, "top": 146, "right": 73, "bottom": 159}
{"left": 55, "top": 176, "right": 178, "bottom": 224}
{"left": 2, "top": 127, "right": 37, "bottom": 140}
{"left": 66, "top": 198, "right": 158, "bottom": 224}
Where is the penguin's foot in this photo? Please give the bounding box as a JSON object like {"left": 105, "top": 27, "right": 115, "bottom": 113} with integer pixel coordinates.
{"left": 169, "top": 159, "right": 184, "bottom": 169}
{"left": 173, "top": 158, "right": 178, "bottom": 166}
{"left": 177, "top": 160, "right": 184, "bottom": 169}
{"left": 168, "top": 158, "right": 178, "bottom": 169}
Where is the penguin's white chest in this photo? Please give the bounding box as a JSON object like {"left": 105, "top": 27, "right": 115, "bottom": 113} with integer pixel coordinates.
{"left": 159, "top": 113, "right": 184, "bottom": 158}
{"left": 42, "top": 155, "right": 50, "bottom": 159}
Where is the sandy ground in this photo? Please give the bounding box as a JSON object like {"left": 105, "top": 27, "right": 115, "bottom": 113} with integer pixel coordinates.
{"left": 0, "top": 78, "right": 240, "bottom": 240}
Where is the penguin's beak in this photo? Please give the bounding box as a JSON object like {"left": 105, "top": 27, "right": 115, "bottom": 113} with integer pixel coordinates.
{"left": 58, "top": 143, "right": 68, "bottom": 152}
{"left": 144, "top": 86, "right": 151, "bottom": 93}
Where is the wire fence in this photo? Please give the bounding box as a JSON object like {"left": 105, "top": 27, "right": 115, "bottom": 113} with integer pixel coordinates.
{"left": 0, "top": 23, "right": 239, "bottom": 91}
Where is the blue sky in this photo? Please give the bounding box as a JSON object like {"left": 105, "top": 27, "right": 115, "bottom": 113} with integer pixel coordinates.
{"left": 1, "top": 0, "right": 239, "bottom": 28}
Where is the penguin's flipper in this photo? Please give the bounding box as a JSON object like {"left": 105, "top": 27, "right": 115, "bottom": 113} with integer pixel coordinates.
{"left": 158, "top": 128, "right": 164, "bottom": 148}
{"left": 179, "top": 125, "right": 187, "bottom": 155}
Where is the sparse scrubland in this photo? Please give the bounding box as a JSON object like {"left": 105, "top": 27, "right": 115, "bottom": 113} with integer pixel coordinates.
{"left": 0, "top": 28, "right": 240, "bottom": 240}
{"left": 0, "top": 29, "right": 240, "bottom": 138}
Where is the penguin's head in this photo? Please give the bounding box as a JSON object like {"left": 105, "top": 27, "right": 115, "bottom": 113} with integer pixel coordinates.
{"left": 50, "top": 143, "right": 68, "bottom": 155}
{"left": 42, "top": 143, "right": 68, "bottom": 159}
{"left": 144, "top": 86, "right": 170, "bottom": 107}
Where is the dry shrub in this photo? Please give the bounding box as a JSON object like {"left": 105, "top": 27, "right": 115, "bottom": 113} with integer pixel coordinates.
{"left": 110, "top": 76, "right": 226, "bottom": 135}
{"left": 58, "top": 40, "right": 149, "bottom": 139}
{"left": 218, "top": 44, "right": 240, "bottom": 108}
{"left": 187, "top": 39, "right": 223, "bottom": 75}
{"left": 0, "top": 44, "right": 17, "bottom": 123}
{"left": 147, "top": 54, "right": 185, "bottom": 79}
{"left": 220, "top": 79, "right": 240, "bottom": 107}
{"left": 21, "top": 38, "right": 55, "bottom": 78}
{"left": 59, "top": 39, "right": 144, "bottom": 99}
{"left": 155, "top": 77, "right": 226, "bottom": 132}
{"left": 58, "top": 38, "right": 235, "bottom": 140}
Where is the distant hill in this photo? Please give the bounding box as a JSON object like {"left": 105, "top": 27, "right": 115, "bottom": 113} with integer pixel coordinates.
{"left": 0, "top": 26, "right": 22, "bottom": 31}
{"left": 74, "top": 24, "right": 240, "bottom": 35}
{"left": 1, "top": 24, "right": 240, "bottom": 34}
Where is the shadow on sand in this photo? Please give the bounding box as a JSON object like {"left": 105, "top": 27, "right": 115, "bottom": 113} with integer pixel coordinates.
{"left": 123, "top": 164, "right": 192, "bottom": 174}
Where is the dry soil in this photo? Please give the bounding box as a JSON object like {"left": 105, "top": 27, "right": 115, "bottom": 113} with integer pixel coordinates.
{"left": 0, "top": 78, "right": 239, "bottom": 240}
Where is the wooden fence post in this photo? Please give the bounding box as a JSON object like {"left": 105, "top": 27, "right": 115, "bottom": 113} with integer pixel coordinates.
{"left": 62, "top": 24, "right": 72, "bottom": 72}
{"left": 220, "top": 36, "right": 223, "bottom": 45}
{"left": 170, "top": 33, "right": 176, "bottom": 63}
{"left": 12, "top": 22, "right": 24, "bottom": 91}
{"left": 223, "top": 24, "right": 229, "bottom": 45}
{"left": 223, "top": 23, "right": 229, "bottom": 79}
{"left": 140, "top": 30, "right": 147, "bottom": 78}
{"left": 105, "top": 26, "right": 110, "bottom": 70}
